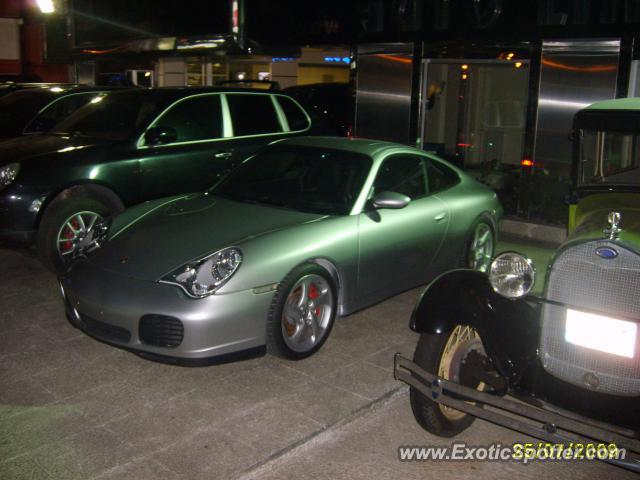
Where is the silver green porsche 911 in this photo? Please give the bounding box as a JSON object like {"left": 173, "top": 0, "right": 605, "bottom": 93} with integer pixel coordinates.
{"left": 60, "top": 136, "right": 502, "bottom": 364}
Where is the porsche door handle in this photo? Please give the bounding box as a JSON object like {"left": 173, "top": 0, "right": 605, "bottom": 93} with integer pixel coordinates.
{"left": 214, "top": 151, "right": 233, "bottom": 159}
{"left": 434, "top": 212, "right": 447, "bottom": 221}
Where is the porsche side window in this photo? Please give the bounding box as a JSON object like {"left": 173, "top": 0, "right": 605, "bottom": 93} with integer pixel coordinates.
{"left": 373, "top": 154, "right": 427, "bottom": 200}
{"left": 426, "top": 158, "right": 460, "bottom": 193}
{"left": 153, "top": 94, "right": 223, "bottom": 143}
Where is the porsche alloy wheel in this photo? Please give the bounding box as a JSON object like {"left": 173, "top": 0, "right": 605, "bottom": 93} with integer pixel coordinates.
{"left": 409, "top": 325, "right": 485, "bottom": 437}
{"left": 467, "top": 220, "right": 494, "bottom": 272}
{"left": 267, "top": 264, "right": 337, "bottom": 359}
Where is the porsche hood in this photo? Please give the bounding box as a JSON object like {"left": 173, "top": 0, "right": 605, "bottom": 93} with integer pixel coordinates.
{"left": 85, "top": 193, "right": 326, "bottom": 280}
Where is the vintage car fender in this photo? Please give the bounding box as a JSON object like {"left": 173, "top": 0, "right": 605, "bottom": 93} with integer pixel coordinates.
{"left": 410, "top": 269, "right": 540, "bottom": 384}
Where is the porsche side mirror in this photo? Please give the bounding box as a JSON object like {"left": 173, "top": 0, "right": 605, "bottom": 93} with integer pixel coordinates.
{"left": 145, "top": 126, "right": 178, "bottom": 146}
{"left": 372, "top": 191, "right": 411, "bottom": 209}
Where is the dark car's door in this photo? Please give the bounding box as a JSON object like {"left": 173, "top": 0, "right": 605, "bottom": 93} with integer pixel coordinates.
{"left": 138, "top": 93, "right": 230, "bottom": 199}
{"left": 138, "top": 93, "right": 311, "bottom": 199}
{"left": 356, "top": 153, "right": 449, "bottom": 303}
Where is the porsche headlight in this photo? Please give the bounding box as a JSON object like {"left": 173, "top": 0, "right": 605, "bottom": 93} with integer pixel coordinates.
{"left": 0, "top": 163, "right": 20, "bottom": 191}
{"left": 489, "top": 252, "right": 535, "bottom": 299}
{"left": 161, "top": 247, "right": 242, "bottom": 298}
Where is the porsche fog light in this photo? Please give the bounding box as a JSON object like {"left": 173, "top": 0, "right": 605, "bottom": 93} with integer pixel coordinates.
{"left": 0, "top": 163, "right": 20, "bottom": 191}
{"left": 161, "top": 247, "right": 242, "bottom": 298}
{"left": 489, "top": 252, "right": 535, "bottom": 299}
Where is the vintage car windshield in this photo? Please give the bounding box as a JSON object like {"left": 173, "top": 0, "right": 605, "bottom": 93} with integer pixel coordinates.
{"left": 213, "top": 146, "right": 372, "bottom": 215}
{"left": 580, "top": 129, "right": 640, "bottom": 186}
{"left": 50, "top": 93, "right": 161, "bottom": 141}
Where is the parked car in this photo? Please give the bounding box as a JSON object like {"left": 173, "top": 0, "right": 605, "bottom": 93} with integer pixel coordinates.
{"left": 395, "top": 98, "right": 640, "bottom": 472}
{"left": 0, "top": 82, "right": 79, "bottom": 98}
{"left": 59, "top": 136, "right": 502, "bottom": 365}
{"left": 0, "top": 84, "right": 117, "bottom": 139}
{"left": 0, "top": 87, "right": 311, "bottom": 272}
{"left": 283, "top": 83, "right": 353, "bottom": 136}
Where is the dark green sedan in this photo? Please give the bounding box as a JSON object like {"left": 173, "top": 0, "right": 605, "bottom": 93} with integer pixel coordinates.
{"left": 0, "top": 87, "right": 311, "bottom": 271}
{"left": 60, "top": 137, "right": 502, "bottom": 364}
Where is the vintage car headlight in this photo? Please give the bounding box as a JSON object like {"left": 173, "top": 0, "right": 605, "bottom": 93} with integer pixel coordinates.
{"left": 489, "top": 252, "right": 535, "bottom": 299}
{"left": 0, "top": 163, "right": 20, "bottom": 191}
{"left": 160, "top": 247, "right": 242, "bottom": 298}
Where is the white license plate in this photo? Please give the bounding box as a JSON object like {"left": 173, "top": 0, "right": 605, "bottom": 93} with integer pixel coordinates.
{"left": 565, "top": 309, "right": 637, "bottom": 358}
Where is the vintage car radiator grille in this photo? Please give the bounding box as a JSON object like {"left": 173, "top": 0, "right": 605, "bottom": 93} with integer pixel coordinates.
{"left": 540, "top": 240, "right": 640, "bottom": 396}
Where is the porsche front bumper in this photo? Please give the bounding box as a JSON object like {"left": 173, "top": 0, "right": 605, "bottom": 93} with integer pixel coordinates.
{"left": 60, "top": 261, "right": 274, "bottom": 365}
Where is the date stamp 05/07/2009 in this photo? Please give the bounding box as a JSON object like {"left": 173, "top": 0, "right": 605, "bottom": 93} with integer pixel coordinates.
{"left": 398, "top": 442, "right": 626, "bottom": 464}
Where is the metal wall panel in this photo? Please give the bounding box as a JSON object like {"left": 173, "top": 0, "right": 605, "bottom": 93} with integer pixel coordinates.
{"left": 535, "top": 40, "right": 620, "bottom": 167}
{"left": 355, "top": 43, "right": 414, "bottom": 144}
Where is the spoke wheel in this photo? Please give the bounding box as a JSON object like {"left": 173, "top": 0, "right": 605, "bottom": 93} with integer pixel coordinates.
{"left": 436, "top": 325, "right": 485, "bottom": 421}
{"left": 267, "top": 264, "right": 337, "bottom": 359}
{"left": 409, "top": 325, "right": 487, "bottom": 437}
{"left": 467, "top": 221, "right": 494, "bottom": 272}
{"left": 56, "top": 211, "right": 103, "bottom": 258}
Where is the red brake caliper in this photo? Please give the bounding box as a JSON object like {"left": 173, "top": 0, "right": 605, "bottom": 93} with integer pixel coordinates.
{"left": 309, "top": 283, "right": 321, "bottom": 316}
{"left": 61, "top": 218, "right": 79, "bottom": 253}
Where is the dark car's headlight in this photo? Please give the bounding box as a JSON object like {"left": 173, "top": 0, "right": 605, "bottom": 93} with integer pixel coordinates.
{"left": 160, "top": 247, "right": 242, "bottom": 298}
{"left": 489, "top": 252, "right": 535, "bottom": 299}
{"left": 0, "top": 163, "right": 20, "bottom": 191}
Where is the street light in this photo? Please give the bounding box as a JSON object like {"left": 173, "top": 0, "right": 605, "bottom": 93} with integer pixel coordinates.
{"left": 37, "top": 0, "right": 55, "bottom": 14}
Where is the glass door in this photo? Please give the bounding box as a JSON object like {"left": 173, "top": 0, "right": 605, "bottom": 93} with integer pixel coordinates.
{"left": 421, "top": 59, "right": 530, "bottom": 212}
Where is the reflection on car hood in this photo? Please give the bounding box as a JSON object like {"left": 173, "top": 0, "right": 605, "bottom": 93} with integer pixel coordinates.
{"left": 88, "top": 193, "right": 326, "bottom": 280}
{"left": 0, "top": 134, "right": 107, "bottom": 166}
{"left": 572, "top": 206, "right": 640, "bottom": 248}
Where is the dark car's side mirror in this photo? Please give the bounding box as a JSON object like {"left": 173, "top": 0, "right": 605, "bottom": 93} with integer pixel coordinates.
{"left": 372, "top": 191, "right": 411, "bottom": 209}
{"left": 145, "top": 126, "right": 178, "bottom": 146}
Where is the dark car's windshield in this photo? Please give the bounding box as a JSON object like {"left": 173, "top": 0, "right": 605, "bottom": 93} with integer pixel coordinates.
{"left": 0, "top": 89, "right": 57, "bottom": 136}
{"left": 51, "top": 92, "right": 162, "bottom": 141}
{"left": 580, "top": 129, "right": 640, "bottom": 186}
{"left": 213, "top": 146, "right": 372, "bottom": 215}
{"left": 24, "top": 92, "right": 103, "bottom": 134}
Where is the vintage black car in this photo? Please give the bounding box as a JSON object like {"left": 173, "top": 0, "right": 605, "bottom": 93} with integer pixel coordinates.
{"left": 395, "top": 98, "right": 640, "bottom": 472}
{"left": 0, "top": 87, "right": 310, "bottom": 272}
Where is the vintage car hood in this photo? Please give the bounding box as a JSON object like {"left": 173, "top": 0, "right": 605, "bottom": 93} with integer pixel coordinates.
{"left": 571, "top": 206, "right": 640, "bottom": 247}
{"left": 0, "top": 134, "right": 108, "bottom": 166}
{"left": 87, "top": 193, "right": 326, "bottom": 280}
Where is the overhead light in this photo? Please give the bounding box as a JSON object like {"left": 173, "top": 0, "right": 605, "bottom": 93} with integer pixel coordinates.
{"left": 37, "top": 0, "right": 55, "bottom": 13}
{"left": 515, "top": 62, "right": 523, "bottom": 68}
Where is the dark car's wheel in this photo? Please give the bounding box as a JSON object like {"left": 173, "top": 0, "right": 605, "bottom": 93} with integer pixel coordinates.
{"left": 37, "top": 197, "right": 111, "bottom": 274}
{"left": 465, "top": 217, "right": 495, "bottom": 272}
{"left": 266, "top": 264, "right": 337, "bottom": 360}
{"left": 409, "top": 325, "right": 485, "bottom": 437}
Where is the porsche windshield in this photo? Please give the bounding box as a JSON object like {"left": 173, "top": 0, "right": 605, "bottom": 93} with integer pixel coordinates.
{"left": 213, "top": 146, "right": 372, "bottom": 215}
{"left": 50, "top": 93, "right": 161, "bottom": 141}
{"left": 580, "top": 129, "right": 640, "bottom": 186}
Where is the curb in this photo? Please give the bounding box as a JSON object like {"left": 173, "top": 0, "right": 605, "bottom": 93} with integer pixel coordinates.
{"left": 500, "top": 219, "right": 566, "bottom": 244}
